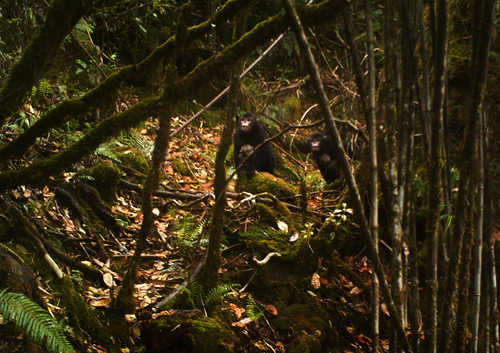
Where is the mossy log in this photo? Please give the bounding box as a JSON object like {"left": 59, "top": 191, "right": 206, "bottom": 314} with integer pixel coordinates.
{"left": 141, "top": 310, "right": 239, "bottom": 353}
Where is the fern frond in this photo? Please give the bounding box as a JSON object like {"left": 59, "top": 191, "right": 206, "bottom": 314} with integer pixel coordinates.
{"left": 175, "top": 216, "right": 210, "bottom": 248}
{"left": 188, "top": 282, "right": 205, "bottom": 308}
{"left": 204, "top": 283, "right": 239, "bottom": 307}
{"left": 95, "top": 145, "right": 122, "bottom": 162}
{"left": 246, "top": 295, "right": 264, "bottom": 322}
{"left": 0, "top": 288, "right": 74, "bottom": 353}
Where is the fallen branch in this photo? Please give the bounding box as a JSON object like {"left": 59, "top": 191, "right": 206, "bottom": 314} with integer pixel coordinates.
{"left": 119, "top": 179, "right": 331, "bottom": 218}
{"left": 253, "top": 252, "right": 282, "bottom": 265}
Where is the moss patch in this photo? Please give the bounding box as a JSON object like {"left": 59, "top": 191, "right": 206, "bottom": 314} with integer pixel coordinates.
{"left": 77, "top": 162, "right": 122, "bottom": 204}
{"left": 118, "top": 147, "right": 149, "bottom": 174}
{"left": 142, "top": 312, "right": 238, "bottom": 353}
{"left": 235, "top": 172, "right": 299, "bottom": 204}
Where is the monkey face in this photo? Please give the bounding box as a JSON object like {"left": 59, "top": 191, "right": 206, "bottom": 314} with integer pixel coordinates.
{"left": 309, "top": 138, "right": 323, "bottom": 152}
{"left": 239, "top": 116, "right": 254, "bottom": 132}
{"left": 239, "top": 144, "right": 253, "bottom": 159}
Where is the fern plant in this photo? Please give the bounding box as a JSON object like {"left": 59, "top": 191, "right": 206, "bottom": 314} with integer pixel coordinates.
{"left": 0, "top": 288, "right": 74, "bottom": 353}
{"left": 246, "top": 295, "right": 264, "bottom": 322}
{"left": 204, "top": 283, "right": 239, "bottom": 307}
{"left": 174, "top": 215, "right": 210, "bottom": 248}
{"left": 183, "top": 282, "right": 239, "bottom": 309}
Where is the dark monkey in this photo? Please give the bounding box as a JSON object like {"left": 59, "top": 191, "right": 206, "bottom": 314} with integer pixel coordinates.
{"left": 234, "top": 112, "right": 276, "bottom": 176}
{"left": 308, "top": 132, "right": 362, "bottom": 183}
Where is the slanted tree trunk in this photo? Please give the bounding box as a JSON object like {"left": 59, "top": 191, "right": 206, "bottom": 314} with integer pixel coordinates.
{"left": 114, "top": 87, "right": 173, "bottom": 315}
{"left": 202, "top": 13, "right": 246, "bottom": 292}
{"left": 202, "top": 69, "right": 241, "bottom": 292}
{"left": 0, "top": 0, "right": 94, "bottom": 125}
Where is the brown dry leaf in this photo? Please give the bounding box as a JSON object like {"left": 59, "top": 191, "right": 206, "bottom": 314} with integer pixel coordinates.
{"left": 307, "top": 290, "right": 318, "bottom": 298}
{"left": 42, "top": 186, "right": 52, "bottom": 201}
{"left": 23, "top": 188, "right": 32, "bottom": 198}
{"left": 357, "top": 333, "right": 372, "bottom": 344}
{"left": 124, "top": 314, "right": 137, "bottom": 322}
{"left": 94, "top": 345, "right": 108, "bottom": 352}
{"left": 232, "top": 317, "right": 253, "bottom": 327}
{"left": 266, "top": 304, "right": 278, "bottom": 315}
{"left": 320, "top": 278, "right": 329, "bottom": 285}
{"left": 140, "top": 296, "right": 152, "bottom": 308}
{"left": 349, "top": 287, "right": 362, "bottom": 296}
{"left": 152, "top": 309, "right": 175, "bottom": 319}
{"left": 253, "top": 341, "right": 267, "bottom": 350}
{"left": 103, "top": 273, "right": 115, "bottom": 288}
{"left": 229, "top": 303, "right": 245, "bottom": 321}
{"left": 89, "top": 298, "right": 112, "bottom": 308}
{"left": 311, "top": 272, "right": 321, "bottom": 289}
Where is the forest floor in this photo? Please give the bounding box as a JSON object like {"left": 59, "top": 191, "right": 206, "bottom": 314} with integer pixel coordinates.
{"left": 0, "top": 113, "right": 378, "bottom": 352}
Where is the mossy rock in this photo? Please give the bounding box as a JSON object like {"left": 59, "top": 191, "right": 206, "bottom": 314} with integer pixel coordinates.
{"left": 235, "top": 172, "right": 299, "bottom": 204}
{"left": 0, "top": 253, "right": 42, "bottom": 303}
{"left": 172, "top": 159, "right": 191, "bottom": 176}
{"left": 271, "top": 303, "right": 341, "bottom": 351}
{"left": 240, "top": 225, "right": 299, "bottom": 260}
{"left": 118, "top": 148, "right": 149, "bottom": 174}
{"left": 288, "top": 331, "right": 322, "bottom": 353}
{"left": 78, "top": 162, "right": 122, "bottom": 204}
{"left": 142, "top": 311, "right": 238, "bottom": 353}
{"left": 250, "top": 199, "right": 299, "bottom": 231}
{"left": 307, "top": 217, "right": 350, "bottom": 258}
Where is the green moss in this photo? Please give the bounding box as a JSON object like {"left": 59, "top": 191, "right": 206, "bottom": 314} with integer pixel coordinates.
{"left": 172, "top": 159, "right": 191, "bottom": 176}
{"left": 118, "top": 148, "right": 149, "bottom": 174}
{"left": 271, "top": 303, "right": 342, "bottom": 351}
{"left": 147, "top": 315, "right": 238, "bottom": 353}
{"left": 190, "top": 318, "right": 236, "bottom": 353}
{"left": 288, "top": 331, "right": 322, "bottom": 353}
{"left": 78, "top": 162, "right": 122, "bottom": 204}
{"left": 52, "top": 277, "right": 118, "bottom": 349}
{"left": 235, "top": 172, "right": 299, "bottom": 204}
{"left": 197, "top": 110, "right": 226, "bottom": 128}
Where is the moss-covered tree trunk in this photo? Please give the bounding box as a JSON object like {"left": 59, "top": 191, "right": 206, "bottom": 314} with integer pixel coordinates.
{"left": 201, "top": 41, "right": 244, "bottom": 293}
{"left": 0, "top": 0, "right": 94, "bottom": 126}
{"left": 113, "top": 77, "right": 174, "bottom": 316}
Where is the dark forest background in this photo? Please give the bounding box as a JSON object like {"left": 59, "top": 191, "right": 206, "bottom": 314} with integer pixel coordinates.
{"left": 0, "top": 0, "right": 499, "bottom": 352}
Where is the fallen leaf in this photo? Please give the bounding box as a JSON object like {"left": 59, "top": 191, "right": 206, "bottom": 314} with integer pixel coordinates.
{"left": 311, "top": 273, "right": 321, "bottom": 289}
{"left": 89, "top": 298, "right": 112, "bottom": 308}
{"left": 307, "top": 290, "right": 318, "bottom": 297}
{"left": 103, "top": 273, "right": 115, "bottom": 288}
{"left": 381, "top": 303, "right": 389, "bottom": 316}
{"left": 289, "top": 233, "right": 299, "bottom": 242}
{"left": 229, "top": 303, "right": 245, "bottom": 320}
{"left": 232, "top": 317, "right": 253, "bottom": 327}
{"left": 125, "top": 314, "right": 137, "bottom": 322}
{"left": 266, "top": 304, "right": 278, "bottom": 315}
{"left": 277, "top": 221, "right": 288, "bottom": 232}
